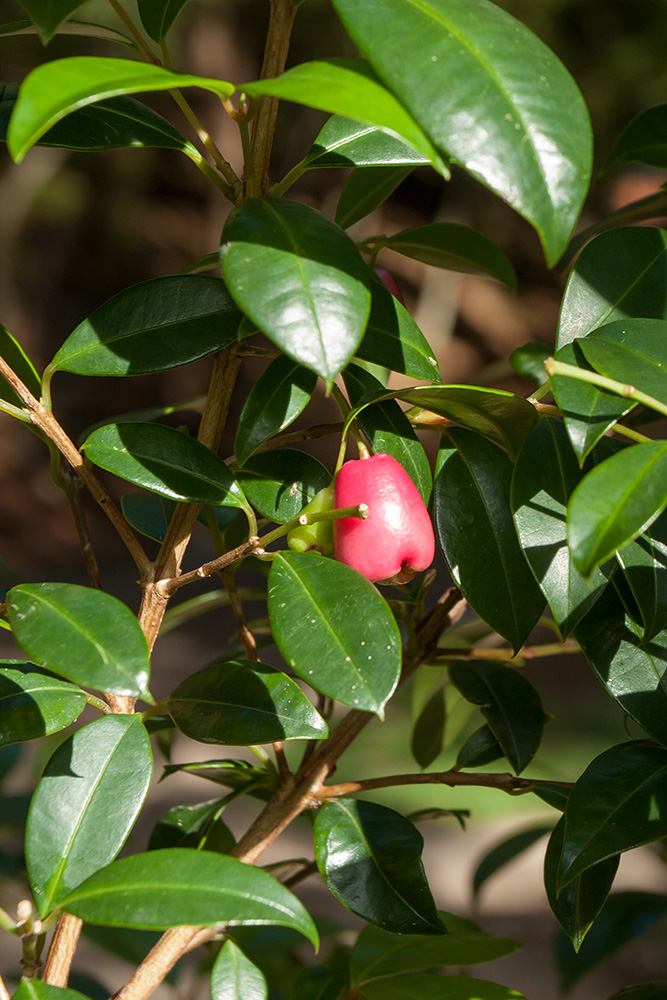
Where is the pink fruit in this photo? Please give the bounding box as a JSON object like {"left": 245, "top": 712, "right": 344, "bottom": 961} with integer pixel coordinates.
{"left": 374, "top": 267, "right": 405, "bottom": 306}
{"left": 333, "top": 453, "right": 435, "bottom": 584}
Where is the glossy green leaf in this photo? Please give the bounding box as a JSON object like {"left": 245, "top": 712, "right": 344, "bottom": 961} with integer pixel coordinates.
{"left": 268, "top": 552, "right": 401, "bottom": 714}
{"left": 455, "top": 724, "right": 504, "bottom": 769}
{"left": 554, "top": 892, "right": 667, "bottom": 993}
{"left": 220, "top": 197, "right": 371, "bottom": 386}
{"left": 617, "top": 509, "right": 667, "bottom": 641}
{"left": 449, "top": 660, "right": 545, "bottom": 774}
{"left": 26, "top": 714, "right": 152, "bottom": 918}
{"left": 550, "top": 341, "right": 634, "bottom": 463}
{"left": 167, "top": 660, "right": 328, "bottom": 745}
{"left": 1, "top": 82, "right": 196, "bottom": 155}
{"left": 509, "top": 342, "right": 550, "bottom": 385}
{"left": 604, "top": 104, "right": 667, "bottom": 171}
{"left": 434, "top": 429, "right": 545, "bottom": 651}
{"left": 411, "top": 687, "right": 445, "bottom": 770}
{"left": 161, "top": 758, "right": 276, "bottom": 800}
{"left": 343, "top": 364, "right": 432, "bottom": 505}
{"left": 121, "top": 494, "right": 238, "bottom": 543}
{"left": 236, "top": 450, "right": 330, "bottom": 524}
{"left": 0, "top": 662, "right": 86, "bottom": 745}
{"left": 0, "top": 18, "right": 133, "bottom": 44}
{"left": 82, "top": 422, "right": 247, "bottom": 507}
{"left": 399, "top": 385, "right": 538, "bottom": 460}
{"left": 544, "top": 815, "right": 619, "bottom": 951}
{"left": 332, "top": 0, "right": 591, "bottom": 266}
{"left": 350, "top": 912, "right": 519, "bottom": 984}
{"left": 568, "top": 442, "right": 667, "bottom": 578}
{"left": 511, "top": 418, "right": 614, "bottom": 637}
{"left": 357, "top": 279, "right": 440, "bottom": 383}
{"left": 574, "top": 586, "right": 667, "bottom": 747}
{"left": 556, "top": 741, "right": 667, "bottom": 890}
{"left": 242, "top": 60, "right": 444, "bottom": 171}
{"left": 313, "top": 798, "right": 443, "bottom": 935}
{"left": 304, "top": 114, "right": 430, "bottom": 169}
{"left": 557, "top": 227, "right": 667, "bottom": 348}
{"left": 7, "top": 582, "right": 150, "bottom": 697}
{"left": 0, "top": 323, "right": 41, "bottom": 408}
{"left": 59, "top": 848, "right": 318, "bottom": 946}
{"left": 578, "top": 319, "right": 667, "bottom": 407}
{"left": 607, "top": 985, "right": 667, "bottom": 1000}
{"left": 382, "top": 224, "right": 516, "bottom": 288}
{"left": 473, "top": 824, "right": 552, "bottom": 899}
{"left": 290, "top": 964, "right": 348, "bottom": 1000}
{"left": 149, "top": 799, "right": 234, "bottom": 853}
{"left": 235, "top": 355, "right": 317, "bottom": 466}
{"left": 48, "top": 276, "right": 241, "bottom": 378}
{"left": 336, "top": 166, "right": 412, "bottom": 229}
{"left": 137, "top": 0, "right": 188, "bottom": 42}
{"left": 529, "top": 782, "right": 571, "bottom": 812}
{"left": 7, "top": 56, "right": 234, "bottom": 162}
{"left": 360, "top": 975, "right": 526, "bottom": 1000}
{"left": 16, "top": 0, "right": 84, "bottom": 43}
{"left": 211, "top": 939, "right": 268, "bottom": 1000}
{"left": 12, "top": 983, "right": 91, "bottom": 1000}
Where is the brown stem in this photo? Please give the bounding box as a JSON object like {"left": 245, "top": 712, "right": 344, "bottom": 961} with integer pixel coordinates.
{"left": 221, "top": 568, "right": 259, "bottom": 659}
{"left": 273, "top": 741, "right": 290, "bottom": 783}
{"left": 0, "top": 357, "right": 150, "bottom": 579}
{"left": 282, "top": 859, "right": 318, "bottom": 889}
{"left": 59, "top": 459, "right": 103, "bottom": 590}
{"left": 42, "top": 914, "right": 83, "bottom": 987}
{"left": 311, "top": 771, "right": 574, "bottom": 799}
{"left": 249, "top": 0, "right": 298, "bottom": 194}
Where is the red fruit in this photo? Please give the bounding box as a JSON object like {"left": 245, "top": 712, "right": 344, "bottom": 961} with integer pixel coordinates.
{"left": 374, "top": 267, "right": 405, "bottom": 306}
{"left": 333, "top": 453, "right": 435, "bottom": 584}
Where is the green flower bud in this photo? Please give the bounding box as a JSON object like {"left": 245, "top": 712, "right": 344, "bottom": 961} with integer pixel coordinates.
{"left": 287, "top": 484, "right": 335, "bottom": 555}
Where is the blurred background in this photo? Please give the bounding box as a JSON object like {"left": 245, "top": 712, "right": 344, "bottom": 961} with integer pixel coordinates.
{"left": 2, "top": 1, "right": 667, "bottom": 997}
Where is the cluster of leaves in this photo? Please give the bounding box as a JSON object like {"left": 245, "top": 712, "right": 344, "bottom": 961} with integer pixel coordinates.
{"left": 2, "top": 0, "right": 667, "bottom": 999}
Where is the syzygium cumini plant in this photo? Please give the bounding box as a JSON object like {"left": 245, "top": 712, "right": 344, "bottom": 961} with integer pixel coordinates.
{"left": 2, "top": 2, "right": 667, "bottom": 999}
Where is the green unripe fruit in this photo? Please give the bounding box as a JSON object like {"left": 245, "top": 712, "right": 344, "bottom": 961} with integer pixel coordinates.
{"left": 287, "top": 484, "right": 335, "bottom": 555}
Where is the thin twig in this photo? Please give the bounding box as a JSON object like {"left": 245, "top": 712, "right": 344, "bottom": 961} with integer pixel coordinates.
{"left": 58, "top": 458, "right": 103, "bottom": 590}
{"left": 221, "top": 569, "right": 259, "bottom": 660}
{"left": 273, "top": 742, "right": 291, "bottom": 783}
{"left": 311, "top": 771, "right": 574, "bottom": 799}
{"left": 42, "top": 914, "right": 83, "bottom": 987}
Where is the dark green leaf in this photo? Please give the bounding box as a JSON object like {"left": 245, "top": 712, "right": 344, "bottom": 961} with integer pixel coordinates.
{"left": 211, "top": 939, "right": 268, "bottom": 1000}
{"left": 511, "top": 418, "right": 614, "bottom": 637}
{"left": 16, "top": 0, "right": 84, "bottom": 43}
{"left": 235, "top": 355, "right": 317, "bottom": 466}
{"left": 607, "top": 985, "right": 667, "bottom": 1000}
{"left": 0, "top": 19, "right": 133, "bottom": 44}
{"left": 82, "top": 925, "right": 167, "bottom": 973}
{"left": 343, "top": 364, "right": 432, "bottom": 505}
{"left": 449, "top": 661, "right": 545, "bottom": 774}
{"left": 59, "top": 848, "right": 318, "bottom": 946}
{"left": 0, "top": 323, "right": 41, "bottom": 408}
{"left": 313, "top": 798, "right": 443, "bottom": 935}
{"left": 82, "top": 422, "right": 247, "bottom": 507}
{"left": 48, "top": 276, "right": 241, "bottom": 378}
{"left": 545, "top": 816, "right": 619, "bottom": 951}
{"left": 12, "top": 983, "right": 92, "bottom": 1000}
{"left": 530, "top": 782, "right": 571, "bottom": 812}
{"left": 398, "top": 385, "right": 538, "bottom": 460}
{"left": 350, "top": 912, "right": 519, "bottom": 984}
{"left": 268, "top": 552, "right": 401, "bottom": 714}
{"left": 304, "top": 114, "right": 430, "bottom": 169}
{"left": 604, "top": 104, "right": 667, "bottom": 171}
{"left": 557, "top": 741, "right": 667, "bottom": 890}
{"left": 360, "top": 975, "right": 527, "bottom": 1000}
{"left": 1, "top": 82, "right": 196, "bottom": 155}
{"left": 568, "top": 442, "right": 667, "bottom": 578}
{"left": 0, "top": 743, "right": 21, "bottom": 785}
{"left": 121, "top": 494, "right": 239, "bottom": 543}
{"left": 455, "top": 724, "right": 504, "bottom": 769}
{"left": 290, "top": 964, "right": 348, "bottom": 1000}
{"left": 617, "top": 509, "right": 667, "bottom": 641}
{"left": 382, "top": 224, "right": 516, "bottom": 288}
{"left": 7, "top": 582, "right": 150, "bottom": 697}
{"left": 167, "top": 660, "right": 328, "bottom": 745}
{"left": 7, "top": 56, "right": 234, "bottom": 162}
{"left": 357, "top": 279, "right": 440, "bottom": 383}
{"left": 554, "top": 892, "right": 667, "bottom": 993}
{"left": 550, "top": 341, "right": 634, "bottom": 463}
{"left": 335, "top": 166, "right": 412, "bottom": 229}
{"left": 236, "top": 450, "right": 330, "bottom": 524}
{"left": 332, "top": 0, "right": 591, "bottom": 266}
{"left": 221, "top": 197, "right": 371, "bottom": 386}
{"left": 509, "top": 342, "right": 551, "bottom": 385}
{"left": 434, "top": 429, "right": 545, "bottom": 652}
{"left": 242, "top": 60, "right": 444, "bottom": 171}
{"left": 0, "top": 662, "right": 87, "bottom": 745}
{"left": 137, "top": 0, "right": 188, "bottom": 42}
{"left": 578, "top": 319, "right": 667, "bottom": 407}
{"left": 26, "top": 714, "right": 152, "bottom": 918}
{"left": 148, "top": 799, "right": 234, "bottom": 853}
{"left": 575, "top": 586, "right": 667, "bottom": 746}
{"left": 161, "top": 758, "right": 276, "bottom": 800}
{"left": 558, "top": 227, "right": 667, "bottom": 348}
{"left": 473, "top": 824, "right": 552, "bottom": 898}
{"left": 411, "top": 687, "right": 445, "bottom": 770}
